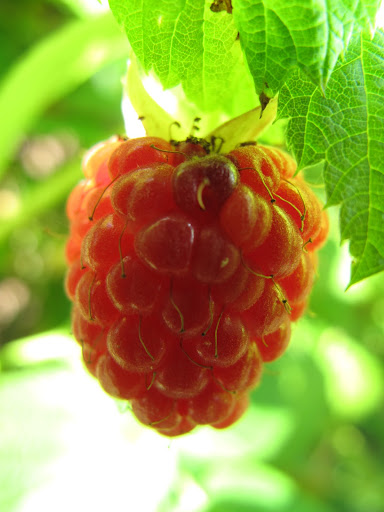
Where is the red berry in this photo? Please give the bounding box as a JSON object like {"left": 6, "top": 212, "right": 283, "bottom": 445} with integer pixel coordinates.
{"left": 131, "top": 386, "right": 176, "bottom": 428}
{"left": 255, "top": 315, "right": 291, "bottom": 362}
{"left": 154, "top": 344, "right": 210, "bottom": 399}
{"left": 212, "top": 393, "right": 249, "bottom": 429}
{"left": 72, "top": 306, "right": 103, "bottom": 346}
{"left": 96, "top": 353, "right": 147, "bottom": 400}
{"left": 183, "top": 312, "right": 249, "bottom": 368}
{"left": 277, "top": 252, "right": 315, "bottom": 304}
{"left": 107, "top": 314, "right": 167, "bottom": 373}
{"left": 81, "top": 214, "right": 133, "bottom": 275}
{"left": 108, "top": 137, "right": 174, "bottom": 178}
{"left": 220, "top": 184, "right": 272, "bottom": 250}
{"left": 65, "top": 135, "right": 328, "bottom": 436}
{"left": 65, "top": 260, "right": 87, "bottom": 300}
{"left": 135, "top": 214, "right": 194, "bottom": 275}
{"left": 106, "top": 254, "right": 166, "bottom": 314}
{"left": 227, "top": 145, "right": 280, "bottom": 199}
{"left": 162, "top": 277, "right": 211, "bottom": 337}
{"left": 187, "top": 381, "right": 236, "bottom": 424}
{"left": 76, "top": 271, "right": 119, "bottom": 327}
{"left": 213, "top": 343, "right": 262, "bottom": 393}
{"left": 242, "top": 279, "right": 289, "bottom": 337}
{"left": 111, "top": 163, "right": 175, "bottom": 228}
{"left": 274, "top": 178, "right": 322, "bottom": 242}
{"left": 244, "top": 206, "right": 302, "bottom": 279}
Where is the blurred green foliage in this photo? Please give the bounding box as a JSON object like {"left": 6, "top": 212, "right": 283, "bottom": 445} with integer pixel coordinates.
{"left": 0, "top": 2, "right": 383, "bottom": 512}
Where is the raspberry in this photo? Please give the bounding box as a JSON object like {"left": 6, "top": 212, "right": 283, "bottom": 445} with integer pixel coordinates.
{"left": 65, "top": 135, "right": 328, "bottom": 436}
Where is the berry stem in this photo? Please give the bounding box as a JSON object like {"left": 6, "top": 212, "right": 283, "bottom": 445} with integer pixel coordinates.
{"left": 179, "top": 338, "right": 213, "bottom": 370}
{"left": 89, "top": 175, "right": 119, "bottom": 221}
{"left": 240, "top": 253, "right": 274, "bottom": 280}
{"left": 210, "top": 135, "right": 224, "bottom": 154}
{"left": 138, "top": 316, "right": 155, "bottom": 361}
{"left": 271, "top": 277, "right": 292, "bottom": 314}
{"left": 241, "top": 254, "right": 291, "bottom": 313}
{"left": 214, "top": 308, "right": 225, "bottom": 359}
{"left": 302, "top": 238, "right": 313, "bottom": 252}
{"left": 170, "top": 280, "right": 185, "bottom": 333}
{"left": 238, "top": 167, "right": 275, "bottom": 203}
{"left": 88, "top": 273, "right": 97, "bottom": 321}
{"left": 149, "top": 401, "right": 176, "bottom": 426}
{"left": 118, "top": 219, "right": 129, "bottom": 278}
{"left": 202, "top": 291, "right": 214, "bottom": 336}
{"left": 283, "top": 178, "right": 307, "bottom": 231}
{"left": 211, "top": 372, "right": 237, "bottom": 395}
{"left": 146, "top": 372, "right": 156, "bottom": 390}
{"left": 149, "top": 144, "right": 185, "bottom": 159}
{"left": 274, "top": 192, "right": 305, "bottom": 232}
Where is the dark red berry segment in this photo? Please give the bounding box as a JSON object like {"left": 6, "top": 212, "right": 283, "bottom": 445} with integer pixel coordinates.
{"left": 65, "top": 135, "right": 328, "bottom": 437}
{"left": 173, "top": 155, "right": 238, "bottom": 218}
{"left": 171, "top": 139, "right": 209, "bottom": 166}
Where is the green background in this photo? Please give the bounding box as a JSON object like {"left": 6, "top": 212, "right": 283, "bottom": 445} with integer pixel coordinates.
{"left": 0, "top": 1, "right": 383, "bottom": 511}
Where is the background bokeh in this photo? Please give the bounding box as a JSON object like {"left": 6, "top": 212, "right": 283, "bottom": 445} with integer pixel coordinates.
{"left": 1, "top": 1, "right": 384, "bottom": 511}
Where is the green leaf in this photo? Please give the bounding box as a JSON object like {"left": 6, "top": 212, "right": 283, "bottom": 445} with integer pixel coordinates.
{"left": 279, "top": 29, "right": 384, "bottom": 286}
{"left": 108, "top": 0, "right": 257, "bottom": 114}
{"left": 109, "top": 0, "right": 382, "bottom": 108}
{"left": 0, "top": 13, "right": 127, "bottom": 179}
{"left": 232, "top": 0, "right": 381, "bottom": 95}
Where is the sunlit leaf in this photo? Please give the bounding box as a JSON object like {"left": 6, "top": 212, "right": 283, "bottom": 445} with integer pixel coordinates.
{"left": 279, "top": 29, "right": 384, "bottom": 285}
{"left": 109, "top": 0, "right": 258, "bottom": 114}
{"left": 232, "top": 0, "right": 381, "bottom": 94}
